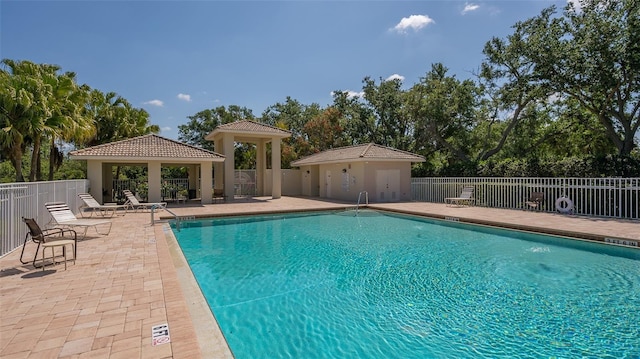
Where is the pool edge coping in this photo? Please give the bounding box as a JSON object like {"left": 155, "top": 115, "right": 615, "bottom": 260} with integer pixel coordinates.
{"left": 161, "top": 222, "right": 235, "bottom": 359}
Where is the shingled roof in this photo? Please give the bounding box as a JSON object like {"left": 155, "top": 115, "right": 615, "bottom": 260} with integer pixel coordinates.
{"left": 205, "top": 120, "right": 291, "bottom": 141}
{"left": 69, "top": 134, "right": 224, "bottom": 161}
{"left": 290, "top": 143, "right": 425, "bottom": 166}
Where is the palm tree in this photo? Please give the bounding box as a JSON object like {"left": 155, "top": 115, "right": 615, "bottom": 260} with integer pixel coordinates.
{"left": 44, "top": 79, "right": 93, "bottom": 181}
{"left": 0, "top": 59, "right": 51, "bottom": 182}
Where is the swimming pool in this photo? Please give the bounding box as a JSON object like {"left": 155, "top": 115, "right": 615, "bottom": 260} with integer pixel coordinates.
{"left": 172, "top": 210, "right": 640, "bottom": 358}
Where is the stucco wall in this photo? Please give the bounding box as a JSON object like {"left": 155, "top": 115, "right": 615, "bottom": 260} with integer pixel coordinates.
{"left": 310, "top": 161, "right": 412, "bottom": 203}
{"left": 264, "top": 169, "right": 302, "bottom": 196}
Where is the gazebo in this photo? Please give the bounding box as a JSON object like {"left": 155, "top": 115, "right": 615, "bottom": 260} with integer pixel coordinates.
{"left": 205, "top": 120, "right": 291, "bottom": 201}
{"left": 69, "top": 134, "right": 224, "bottom": 204}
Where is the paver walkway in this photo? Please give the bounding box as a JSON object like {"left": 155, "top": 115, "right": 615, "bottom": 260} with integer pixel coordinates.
{"left": 1, "top": 196, "right": 638, "bottom": 358}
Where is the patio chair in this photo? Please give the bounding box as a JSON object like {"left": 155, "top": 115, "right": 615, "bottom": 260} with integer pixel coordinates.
{"left": 20, "top": 217, "right": 77, "bottom": 270}
{"left": 213, "top": 188, "right": 227, "bottom": 203}
{"left": 444, "top": 186, "right": 475, "bottom": 207}
{"left": 525, "top": 191, "right": 545, "bottom": 211}
{"left": 45, "top": 201, "right": 112, "bottom": 239}
{"left": 78, "top": 193, "right": 128, "bottom": 218}
{"left": 122, "top": 189, "right": 167, "bottom": 212}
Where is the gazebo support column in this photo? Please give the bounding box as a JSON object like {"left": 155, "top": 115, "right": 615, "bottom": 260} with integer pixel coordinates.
{"left": 223, "top": 133, "right": 235, "bottom": 201}
{"left": 148, "top": 161, "right": 162, "bottom": 203}
{"left": 256, "top": 139, "right": 265, "bottom": 196}
{"left": 87, "top": 160, "right": 103, "bottom": 203}
{"left": 200, "top": 162, "right": 212, "bottom": 204}
{"left": 271, "top": 139, "right": 281, "bottom": 199}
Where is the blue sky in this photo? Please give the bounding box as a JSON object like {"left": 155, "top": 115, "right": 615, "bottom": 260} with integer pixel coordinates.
{"left": 2, "top": 0, "right": 571, "bottom": 140}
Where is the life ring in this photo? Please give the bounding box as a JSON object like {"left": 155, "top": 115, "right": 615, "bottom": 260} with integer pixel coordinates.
{"left": 555, "top": 197, "right": 574, "bottom": 214}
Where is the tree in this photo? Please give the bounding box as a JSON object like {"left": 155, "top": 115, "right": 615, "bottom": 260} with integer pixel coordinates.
{"left": 177, "top": 105, "right": 254, "bottom": 152}
{"left": 523, "top": 0, "right": 640, "bottom": 155}
{"left": 361, "top": 76, "right": 410, "bottom": 150}
{"left": 261, "top": 97, "right": 317, "bottom": 138}
{"left": 478, "top": 22, "right": 552, "bottom": 162}
{"left": 85, "top": 90, "right": 158, "bottom": 147}
{"left": 406, "top": 63, "right": 481, "bottom": 163}
{"left": 41, "top": 73, "right": 93, "bottom": 181}
{"left": 331, "top": 90, "right": 377, "bottom": 146}
{"left": 301, "top": 107, "right": 345, "bottom": 154}
{"left": 0, "top": 60, "right": 52, "bottom": 181}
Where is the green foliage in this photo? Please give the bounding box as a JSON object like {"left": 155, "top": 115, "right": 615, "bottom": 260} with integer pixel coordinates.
{"left": 0, "top": 160, "right": 17, "bottom": 183}
{"left": 53, "top": 157, "right": 86, "bottom": 180}
{"left": 478, "top": 154, "right": 640, "bottom": 177}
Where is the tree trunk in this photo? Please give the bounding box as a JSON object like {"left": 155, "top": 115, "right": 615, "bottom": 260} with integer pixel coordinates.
{"left": 10, "top": 145, "right": 25, "bottom": 182}
{"left": 48, "top": 138, "right": 56, "bottom": 181}
{"left": 29, "top": 135, "right": 41, "bottom": 182}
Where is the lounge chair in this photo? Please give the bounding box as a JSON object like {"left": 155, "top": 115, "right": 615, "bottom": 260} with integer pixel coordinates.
{"left": 78, "top": 193, "right": 128, "bottom": 217}
{"left": 525, "top": 192, "right": 544, "bottom": 211}
{"left": 445, "top": 186, "right": 475, "bottom": 207}
{"left": 45, "top": 202, "right": 112, "bottom": 238}
{"left": 123, "top": 189, "right": 167, "bottom": 212}
{"left": 21, "top": 217, "right": 77, "bottom": 270}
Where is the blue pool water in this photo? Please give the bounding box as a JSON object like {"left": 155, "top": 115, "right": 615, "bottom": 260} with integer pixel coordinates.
{"left": 172, "top": 210, "right": 640, "bottom": 358}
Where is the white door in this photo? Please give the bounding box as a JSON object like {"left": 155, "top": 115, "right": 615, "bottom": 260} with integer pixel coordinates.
{"left": 325, "top": 170, "right": 332, "bottom": 198}
{"left": 376, "top": 169, "right": 400, "bottom": 202}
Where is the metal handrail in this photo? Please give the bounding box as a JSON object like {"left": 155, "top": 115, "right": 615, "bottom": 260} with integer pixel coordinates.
{"left": 356, "top": 191, "right": 369, "bottom": 214}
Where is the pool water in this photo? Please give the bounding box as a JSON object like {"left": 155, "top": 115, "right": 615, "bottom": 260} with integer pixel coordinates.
{"left": 172, "top": 211, "right": 640, "bottom": 358}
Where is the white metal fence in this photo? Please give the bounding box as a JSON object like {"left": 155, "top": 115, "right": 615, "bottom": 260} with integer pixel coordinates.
{"left": 412, "top": 177, "right": 640, "bottom": 219}
{"left": 2, "top": 177, "right": 638, "bottom": 257}
{"left": 111, "top": 178, "right": 190, "bottom": 202}
{"left": 0, "top": 180, "right": 90, "bottom": 257}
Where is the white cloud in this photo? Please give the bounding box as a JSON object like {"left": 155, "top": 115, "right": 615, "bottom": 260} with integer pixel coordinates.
{"left": 567, "top": 0, "right": 583, "bottom": 11}
{"left": 386, "top": 74, "right": 405, "bottom": 82}
{"left": 161, "top": 126, "right": 171, "bottom": 132}
{"left": 392, "top": 15, "right": 435, "bottom": 33}
{"left": 177, "top": 93, "right": 192, "bottom": 102}
{"left": 462, "top": 3, "right": 480, "bottom": 15}
{"left": 346, "top": 90, "right": 364, "bottom": 99}
{"left": 331, "top": 90, "right": 364, "bottom": 99}
{"left": 143, "top": 99, "right": 164, "bottom": 107}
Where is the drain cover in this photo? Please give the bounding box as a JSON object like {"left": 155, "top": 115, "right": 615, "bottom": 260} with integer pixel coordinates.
{"left": 151, "top": 323, "right": 170, "bottom": 346}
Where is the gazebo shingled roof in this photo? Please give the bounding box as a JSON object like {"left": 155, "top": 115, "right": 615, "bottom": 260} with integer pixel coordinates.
{"left": 291, "top": 143, "right": 425, "bottom": 166}
{"left": 205, "top": 120, "right": 291, "bottom": 141}
{"left": 69, "top": 134, "right": 224, "bottom": 160}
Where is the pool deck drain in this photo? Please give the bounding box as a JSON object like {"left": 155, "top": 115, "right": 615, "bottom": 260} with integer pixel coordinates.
{"left": 1, "top": 196, "right": 638, "bottom": 358}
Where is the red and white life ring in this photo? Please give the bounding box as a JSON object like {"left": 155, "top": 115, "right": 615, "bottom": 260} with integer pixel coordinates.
{"left": 555, "top": 197, "right": 574, "bottom": 214}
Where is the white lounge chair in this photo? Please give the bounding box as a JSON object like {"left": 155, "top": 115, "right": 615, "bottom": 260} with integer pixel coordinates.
{"left": 122, "top": 190, "right": 167, "bottom": 212}
{"left": 445, "top": 186, "right": 475, "bottom": 207}
{"left": 45, "top": 202, "right": 112, "bottom": 238}
{"left": 78, "top": 193, "right": 127, "bottom": 218}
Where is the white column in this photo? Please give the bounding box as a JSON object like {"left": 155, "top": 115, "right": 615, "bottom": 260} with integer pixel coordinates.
{"left": 148, "top": 161, "right": 162, "bottom": 203}
{"left": 87, "top": 160, "right": 103, "bottom": 203}
{"left": 214, "top": 138, "right": 223, "bottom": 191}
{"left": 256, "top": 139, "right": 265, "bottom": 196}
{"left": 200, "top": 162, "right": 213, "bottom": 204}
{"left": 223, "top": 133, "right": 235, "bottom": 201}
{"left": 271, "top": 138, "right": 281, "bottom": 199}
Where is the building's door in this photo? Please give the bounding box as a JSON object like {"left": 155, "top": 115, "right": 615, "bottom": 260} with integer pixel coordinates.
{"left": 376, "top": 169, "right": 400, "bottom": 202}
{"left": 324, "top": 170, "right": 332, "bottom": 198}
